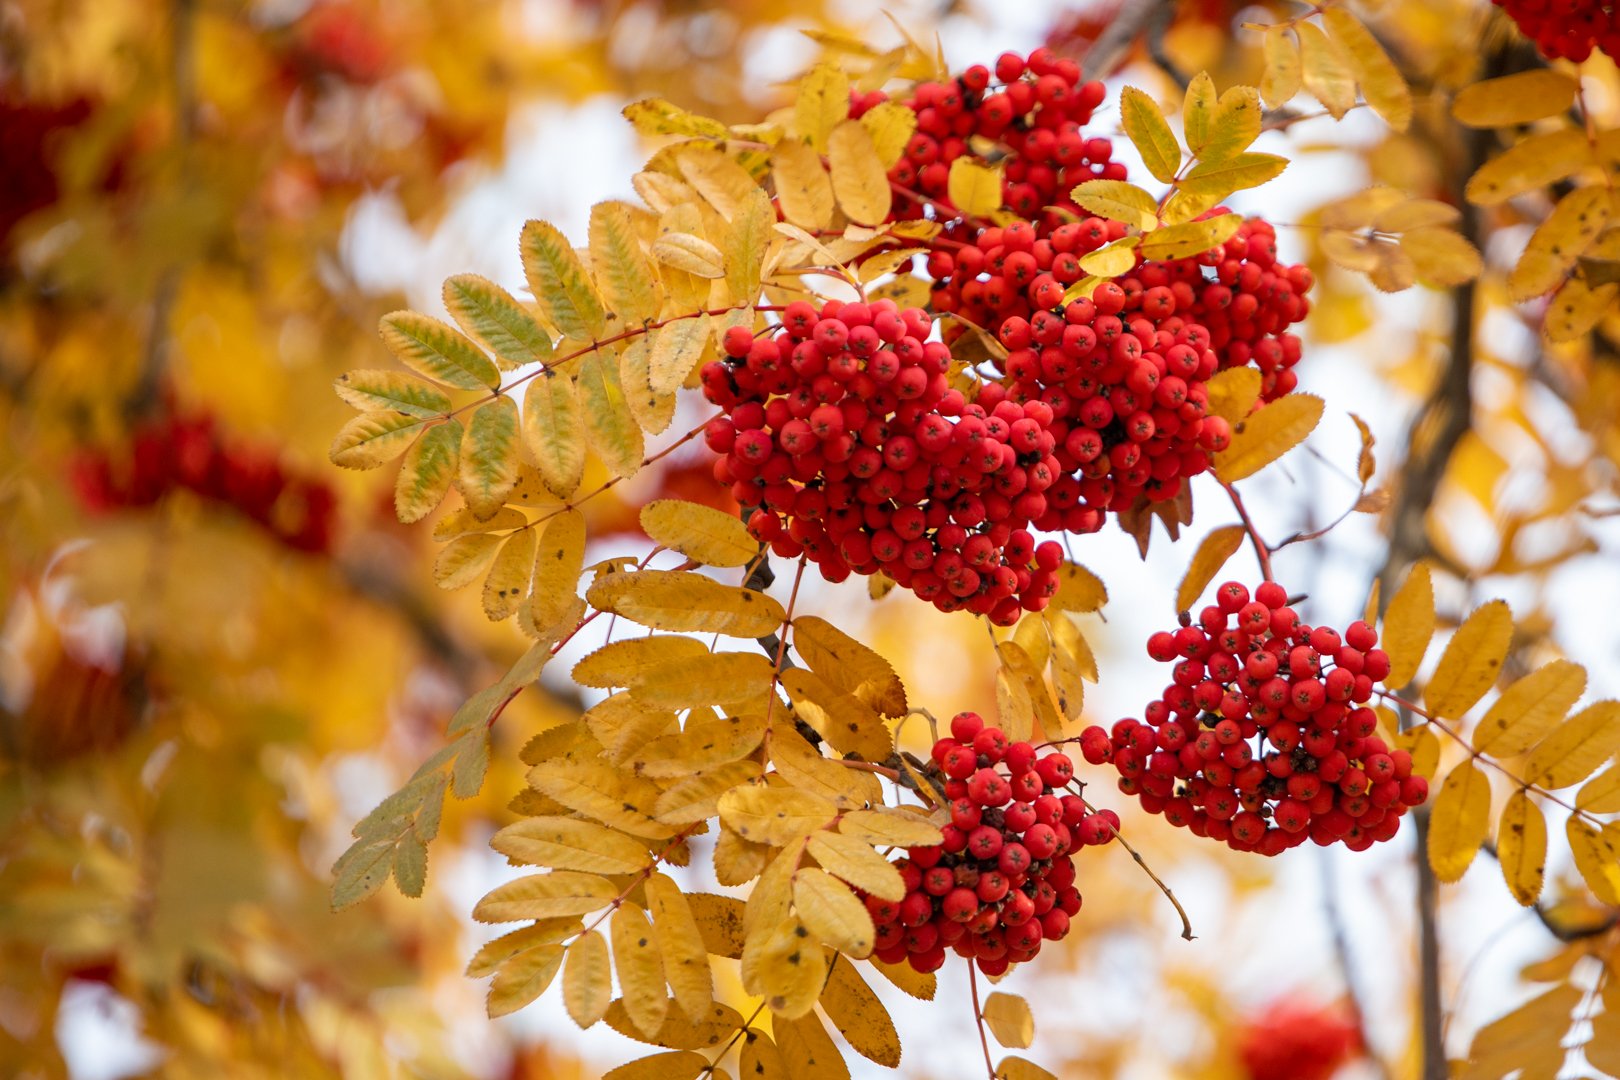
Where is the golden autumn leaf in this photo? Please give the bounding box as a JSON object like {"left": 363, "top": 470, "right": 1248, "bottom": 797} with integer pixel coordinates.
{"left": 1400, "top": 227, "right": 1483, "bottom": 288}
{"left": 948, "top": 157, "right": 1004, "bottom": 216}
{"left": 791, "top": 616, "right": 908, "bottom": 717}
{"left": 775, "top": 1009, "right": 851, "bottom": 1080}
{"left": 1119, "top": 85, "right": 1181, "bottom": 183}
{"left": 1474, "top": 659, "right": 1586, "bottom": 757}
{"left": 1465, "top": 129, "right": 1592, "bottom": 207}
{"left": 982, "top": 991, "right": 1035, "bottom": 1049}
{"left": 1047, "top": 562, "right": 1109, "bottom": 613}
{"left": 753, "top": 916, "right": 827, "bottom": 1018}
{"left": 1137, "top": 214, "right": 1242, "bottom": 261}
{"left": 490, "top": 816, "right": 650, "bottom": 875}
{"left": 718, "top": 783, "right": 839, "bottom": 846}
{"left": 487, "top": 944, "right": 565, "bottom": 1018}
{"left": 522, "top": 219, "right": 608, "bottom": 341}
{"left": 458, "top": 395, "right": 521, "bottom": 519}
{"left": 772, "top": 138, "right": 836, "bottom": 231}
{"left": 794, "top": 63, "right": 850, "bottom": 154}
{"left": 1078, "top": 237, "right": 1141, "bottom": 277}
{"left": 640, "top": 499, "right": 758, "bottom": 568}
{"left": 805, "top": 830, "right": 903, "bottom": 901}
{"left": 792, "top": 868, "right": 874, "bottom": 957}
{"left": 330, "top": 410, "right": 428, "bottom": 470}
{"left": 1495, "top": 791, "right": 1546, "bottom": 907}
{"left": 838, "top": 808, "right": 943, "bottom": 847}
{"left": 1545, "top": 276, "right": 1619, "bottom": 343}
{"left": 1427, "top": 761, "right": 1491, "bottom": 883}
{"left": 651, "top": 232, "right": 726, "bottom": 279}
{"left": 827, "top": 119, "right": 892, "bottom": 226}
{"left": 1259, "top": 26, "right": 1302, "bottom": 108}
{"left": 1566, "top": 818, "right": 1620, "bottom": 905}
{"left": 1205, "top": 366, "right": 1262, "bottom": 425}
{"left": 589, "top": 202, "right": 661, "bottom": 326}
{"left": 860, "top": 101, "right": 918, "bottom": 169}
{"left": 1523, "top": 701, "right": 1620, "bottom": 789}
{"left": 997, "top": 1057, "right": 1060, "bottom": 1080}
{"left": 563, "top": 930, "right": 613, "bottom": 1028}
{"left": 1070, "top": 179, "right": 1159, "bottom": 231}
{"left": 443, "top": 273, "right": 555, "bottom": 370}
{"left": 1452, "top": 69, "right": 1579, "bottom": 128}
{"left": 644, "top": 873, "right": 713, "bottom": 1021}
{"left": 1322, "top": 8, "right": 1411, "bottom": 131}
{"left": 1214, "top": 393, "right": 1323, "bottom": 482}
{"left": 473, "top": 871, "right": 619, "bottom": 922}
{"left": 1176, "top": 525, "right": 1247, "bottom": 614}
{"left": 395, "top": 421, "right": 461, "bottom": 523}
{"left": 1509, "top": 187, "right": 1611, "bottom": 302}
{"left": 586, "top": 569, "right": 786, "bottom": 637}
{"left": 1296, "top": 21, "right": 1357, "bottom": 119}
{"left": 1576, "top": 765, "right": 1620, "bottom": 813}
{"left": 820, "top": 958, "right": 901, "bottom": 1066}
{"left": 603, "top": 1050, "right": 708, "bottom": 1080}
{"left": 1425, "top": 600, "right": 1514, "bottom": 720}
{"left": 611, "top": 903, "right": 669, "bottom": 1036}
{"left": 1381, "top": 561, "right": 1435, "bottom": 689}
{"left": 531, "top": 509, "right": 587, "bottom": 634}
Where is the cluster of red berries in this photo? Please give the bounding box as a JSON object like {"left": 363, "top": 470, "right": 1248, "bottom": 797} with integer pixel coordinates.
{"left": 1237, "top": 999, "right": 1363, "bottom": 1080}
{"left": 1494, "top": 0, "right": 1619, "bottom": 62}
{"left": 849, "top": 48, "right": 1124, "bottom": 231}
{"left": 1078, "top": 581, "right": 1429, "bottom": 854}
{"left": 701, "top": 300, "right": 1068, "bottom": 624}
{"left": 866, "top": 712, "right": 1116, "bottom": 975}
{"left": 71, "top": 411, "right": 337, "bottom": 554}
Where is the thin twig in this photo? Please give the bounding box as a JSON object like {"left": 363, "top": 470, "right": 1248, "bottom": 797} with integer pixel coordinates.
{"left": 1223, "top": 483, "right": 1275, "bottom": 582}
{"left": 968, "top": 962, "right": 997, "bottom": 1080}
{"left": 1082, "top": 797, "right": 1195, "bottom": 941}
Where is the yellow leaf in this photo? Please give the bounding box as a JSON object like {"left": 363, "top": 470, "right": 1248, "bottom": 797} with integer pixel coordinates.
{"left": 1427, "top": 762, "right": 1491, "bottom": 883}
{"left": 1400, "top": 227, "right": 1482, "bottom": 287}
{"left": 528, "top": 759, "right": 678, "bottom": 838}
{"left": 604, "top": 999, "right": 744, "bottom": 1051}
{"left": 828, "top": 120, "right": 892, "bottom": 226}
{"left": 474, "top": 871, "right": 619, "bottom": 922}
{"left": 684, "top": 893, "right": 747, "bottom": 958}
{"left": 1496, "top": 791, "right": 1546, "bottom": 907}
{"left": 754, "top": 916, "right": 827, "bottom": 1019}
{"left": 573, "top": 635, "right": 709, "bottom": 689}
{"left": 1381, "top": 561, "right": 1435, "bottom": 688}
{"left": 521, "top": 220, "right": 607, "bottom": 341}
{"left": 1393, "top": 725, "right": 1441, "bottom": 779}
{"left": 1576, "top": 764, "right": 1620, "bottom": 812}
{"left": 948, "top": 157, "right": 1004, "bottom": 217}
{"left": 590, "top": 202, "right": 660, "bottom": 326}
{"left": 1205, "top": 367, "right": 1261, "bottom": 425}
{"left": 644, "top": 873, "right": 713, "bottom": 1021}
{"left": 1214, "top": 392, "right": 1324, "bottom": 482}
{"left": 1566, "top": 817, "right": 1620, "bottom": 905}
{"left": 531, "top": 509, "right": 586, "bottom": 635}
{"left": 772, "top": 726, "right": 882, "bottom": 810}
{"left": 491, "top": 816, "right": 650, "bottom": 875}
{"left": 587, "top": 570, "right": 785, "bottom": 637}
{"left": 1509, "top": 187, "right": 1612, "bottom": 302}
{"left": 1259, "top": 27, "right": 1302, "bottom": 109}
{"left": 1048, "top": 562, "right": 1109, "bottom": 614}
{"left": 727, "top": 188, "right": 774, "bottom": 305}
{"left": 1466, "top": 129, "right": 1592, "bottom": 207}
{"left": 820, "top": 959, "right": 901, "bottom": 1067}
{"left": 1453, "top": 70, "right": 1580, "bottom": 128}
{"left": 584, "top": 693, "right": 676, "bottom": 764}
{"left": 676, "top": 146, "right": 760, "bottom": 221}
{"left": 838, "top": 808, "right": 942, "bottom": 848}
{"left": 718, "top": 783, "right": 838, "bottom": 846}
{"left": 640, "top": 499, "right": 757, "bottom": 568}
{"left": 459, "top": 395, "right": 521, "bottom": 519}
{"left": 334, "top": 369, "right": 451, "bottom": 417}
{"left": 1199, "top": 84, "right": 1263, "bottom": 164}
{"left": 869, "top": 957, "right": 935, "bottom": 1000}
{"left": 630, "top": 713, "right": 766, "bottom": 779}
{"left": 435, "top": 532, "right": 504, "bottom": 590}
{"left": 1182, "top": 73, "right": 1217, "bottom": 158}
{"left": 611, "top": 903, "right": 668, "bottom": 1036}
{"left": 1475, "top": 659, "right": 1586, "bottom": 757}
{"left": 623, "top": 98, "right": 730, "bottom": 140}
{"left": 791, "top": 616, "right": 907, "bottom": 717}
{"left": 1078, "top": 237, "right": 1141, "bottom": 277}
{"left": 603, "top": 1051, "right": 707, "bottom": 1080}
{"left": 633, "top": 651, "right": 777, "bottom": 710}
{"left": 775, "top": 1009, "right": 851, "bottom": 1080}
{"left": 1425, "top": 600, "right": 1514, "bottom": 720}
{"left": 997, "top": 1057, "right": 1059, "bottom": 1080}
{"left": 1176, "top": 525, "right": 1247, "bottom": 614}
{"left": 651, "top": 232, "right": 726, "bottom": 278}
{"left": 805, "top": 831, "right": 903, "bottom": 901}
{"left": 487, "top": 944, "right": 564, "bottom": 1018}
{"left": 1138, "top": 214, "right": 1242, "bottom": 261}
{"left": 1462, "top": 984, "right": 1584, "bottom": 1079}
{"left": 859, "top": 101, "right": 918, "bottom": 169}
{"left": 1524, "top": 701, "right": 1620, "bottom": 789}
{"left": 330, "top": 410, "right": 427, "bottom": 470}
{"left": 792, "top": 868, "right": 875, "bottom": 957}
{"left": 395, "top": 421, "right": 460, "bottom": 523}
{"left": 577, "top": 349, "right": 644, "bottom": 479}
{"left": 995, "top": 655, "right": 1035, "bottom": 744}
{"left": 795, "top": 63, "right": 850, "bottom": 154}
{"left": 1070, "top": 179, "right": 1159, "bottom": 231}
{"left": 380, "top": 310, "right": 502, "bottom": 392}
{"left": 522, "top": 371, "right": 586, "bottom": 498}
{"left": 1120, "top": 85, "right": 1181, "bottom": 183}
{"left": 443, "top": 273, "right": 554, "bottom": 371}
{"left": 468, "top": 919, "right": 582, "bottom": 978}
{"left": 655, "top": 761, "right": 762, "bottom": 825}
{"left": 773, "top": 139, "right": 835, "bottom": 231}
{"left": 781, "top": 668, "right": 893, "bottom": 762}
{"left": 563, "top": 930, "right": 612, "bottom": 1028}
{"left": 1322, "top": 8, "right": 1411, "bottom": 131}
{"left": 1545, "top": 276, "right": 1619, "bottom": 343}
{"left": 1047, "top": 606, "right": 1098, "bottom": 684}
{"left": 740, "top": 1029, "right": 789, "bottom": 1080}
{"left": 483, "top": 528, "right": 537, "bottom": 620}
{"left": 982, "top": 991, "right": 1035, "bottom": 1049}
{"left": 1296, "top": 21, "right": 1356, "bottom": 119}
{"left": 1179, "top": 152, "right": 1288, "bottom": 203}
{"left": 619, "top": 337, "right": 675, "bottom": 436}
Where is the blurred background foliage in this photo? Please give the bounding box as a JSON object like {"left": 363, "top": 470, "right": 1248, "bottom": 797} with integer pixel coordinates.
{"left": 4, "top": 1, "right": 1620, "bottom": 1078}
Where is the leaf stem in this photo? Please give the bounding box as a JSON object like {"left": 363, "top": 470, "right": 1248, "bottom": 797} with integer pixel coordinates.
{"left": 1223, "top": 482, "right": 1275, "bottom": 582}
{"left": 1082, "top": 797, "right": 1196, "bottom": 941}
{"left": 968, "top": 962, "right": 997, "bottom": 1080}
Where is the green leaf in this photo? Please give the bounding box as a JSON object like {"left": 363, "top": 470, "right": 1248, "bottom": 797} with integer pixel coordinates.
{"left": 453, "top": 730, "right": 491, "bottom": 798}
{"left": 577, "top": 350, "right": 645, "bottom": 479}
{"left": 523, "top": 371, "right": 587, "bottom": 499}
{"left": 395, "top": 420, "right": 461, "bottom": 523}
{"left": 1120, "top": 86, "right": 1181, "bottom": 184}
{"left": 330, "top": 410, "right": 426, "bottom": 470}
{"left": 443, "top": 274, "right": 554, "bottom": 370}
{"left": 589, "top": 202, "right": 660, "bottom": 326}
{"left": 392, "top": 829, "right": 429, "bottom": 897}
{"left": 459, "top": 396, "right": 522, "bottom": 519}
{"left": 334, "top": 369, "right": 452, "bottom": 417}
{"left": 380, "top": 311, "right": 501, "bottom": 391}
{"left": 331, "top": 839, "right": 395, "bottom": 910}
{"left": 522, "top": 219, "right": 607, "bottom": 341}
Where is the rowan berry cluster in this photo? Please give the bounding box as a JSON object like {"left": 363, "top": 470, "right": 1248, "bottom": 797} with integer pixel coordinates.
{"left": 1494, "top": 0, "right": 1620, "bottom": 62}
{"left": 866, "top": 711, "right": 1115, "bottom": 975}
{"left": 1078, "top": 581, "right": 1429, "bottom": 854}
{"left": 850, "top": 48, "right": 1123, "bottom": 230}
{"left": 701, "top": 300, "right": 1067, "bottom": 624}
{"left": 71, "top": 411, "right": 337, "bottom": 554}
